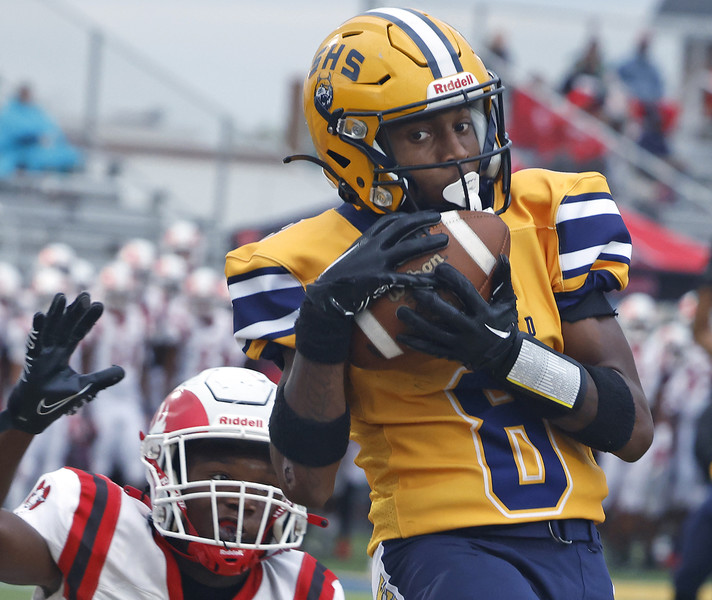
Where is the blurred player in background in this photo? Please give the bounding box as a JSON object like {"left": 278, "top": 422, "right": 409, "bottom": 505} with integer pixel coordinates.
{"left": 0, "top": 293, "right": 344, "bottom": 599}
{"left": 0, "top": 262, "right": 23, "bottom": 398}
{"left": 118, "top": 237, "right": 157, "bottom": 302}
{"left": 598, "top": 293, "right": 666, "bottom": 567}
{"left": 673, "top": 259, "right": 712, "bottom": 600}
{"left": 162, "top": 219, "right": 205, "bottom": 269}
{"left": 143, "top": 252, "right": 190, "bottom": 407}
{"left": 652, "top": 293, "right": 712, "bottom": 565}
{"left": 82, "top": 260, "right": 149, "bottom": 488}
{"left": 225, "top": 8, "right": 652, "bottom": 599}
{"left": 166, "top": 266, "right": 245, "bottom": 385}
{"left": 2, "top": 266, "right": 77, "bottom": 509}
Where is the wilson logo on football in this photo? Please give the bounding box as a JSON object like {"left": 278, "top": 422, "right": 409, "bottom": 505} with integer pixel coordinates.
{"left": 387, "top": 253, "right": 447, "bottom": 302}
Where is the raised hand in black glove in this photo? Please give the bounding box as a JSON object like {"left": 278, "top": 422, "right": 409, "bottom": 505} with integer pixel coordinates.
{"left": 396, "top": 256, "right": 518, "bottom": 372}
{"left": 295, "top": 210, "right": 449, "bottom": 364}
{"left": 0, "top": 292, "right": 125, "bottom": 434}
{"left": 397, "top": 256, "right": 588, "bottom": 416}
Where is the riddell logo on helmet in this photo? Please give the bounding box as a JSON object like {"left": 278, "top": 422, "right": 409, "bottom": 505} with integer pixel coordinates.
{"left": 427, "top": 72, "right": 476, "bottom": 98}
{"left": 219, "top": 415, "right": 264, "bottom": 427}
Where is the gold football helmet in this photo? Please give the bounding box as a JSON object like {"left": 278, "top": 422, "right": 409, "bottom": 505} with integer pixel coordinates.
{"left": 294, "top": 7, "right": 511, "bottom": 214}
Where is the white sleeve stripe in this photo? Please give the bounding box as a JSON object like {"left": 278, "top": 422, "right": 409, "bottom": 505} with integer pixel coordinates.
{"left": 233, "top": 309, "right": 300, "bottom": 341}
{"left": 556, "top": 198, "right": 620, "bottom": 222}
{"left": 559, "top": 241, "right": 632, "bottom": 272}
{"left": 229, "top": 273, "right": 302, "bottom": 300}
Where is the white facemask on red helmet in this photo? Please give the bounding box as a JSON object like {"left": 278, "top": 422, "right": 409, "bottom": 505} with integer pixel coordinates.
{"left": 141, "top": 367, "right": 314, "bottom": 576}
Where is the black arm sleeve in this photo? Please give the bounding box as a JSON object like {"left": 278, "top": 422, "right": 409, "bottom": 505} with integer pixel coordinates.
{"left": 560, "top": 290, "right": 616, "bottom": 323}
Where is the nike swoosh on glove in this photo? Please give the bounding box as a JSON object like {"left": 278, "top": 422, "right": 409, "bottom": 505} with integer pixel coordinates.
{"left": 0, "top": 292, "right": 125, "bottom": 434}
{"left": 396, "top": 255, "right": 519, "bottom": 371}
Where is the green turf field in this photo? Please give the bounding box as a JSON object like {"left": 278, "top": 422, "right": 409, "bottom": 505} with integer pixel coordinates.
{"left": 2, "top": 578, "right": 712, "bottom": 599}
{"left": 1, "top": 530, "right": 710, "bottom": 600}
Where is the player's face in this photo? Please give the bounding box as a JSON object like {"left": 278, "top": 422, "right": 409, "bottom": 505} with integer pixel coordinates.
{"left": 185, "top": 453, "right": 280, "bottom": 544}
{"left": 384, "top": 106, "right": 480, "bottom": 209}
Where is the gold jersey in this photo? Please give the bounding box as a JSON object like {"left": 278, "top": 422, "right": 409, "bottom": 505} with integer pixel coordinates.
{"left": 226, "top": 169, "right": 632, "bottom": 555}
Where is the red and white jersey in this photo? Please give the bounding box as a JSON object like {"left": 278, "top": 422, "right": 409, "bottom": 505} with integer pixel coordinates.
{"left": 14, "top": 468, "right": 345, "bottom": 600}
{"left": 81, "top": 305, "right": 147, "bottom": 402}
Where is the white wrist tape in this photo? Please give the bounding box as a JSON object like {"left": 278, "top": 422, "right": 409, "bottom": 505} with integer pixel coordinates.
{"left": 505, "top": 337, "right": 584, "bottom": 411}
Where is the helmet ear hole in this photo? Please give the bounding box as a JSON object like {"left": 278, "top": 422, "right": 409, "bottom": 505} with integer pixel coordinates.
{"left": 327, "top": 150, "right": 350, "bottom": 168}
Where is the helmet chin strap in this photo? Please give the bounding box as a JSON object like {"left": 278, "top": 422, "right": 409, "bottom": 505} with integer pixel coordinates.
{"left": 153, "top": 528, "right": 264, "bottom": 577}
{"left": 442, "top": 171, "right": 483, "bottom": 211}
{"left": 146, "top": 455, "right": 265, "bottom": 577}
{"left": 186, "top": 539, "right": 264, "bottom": 576}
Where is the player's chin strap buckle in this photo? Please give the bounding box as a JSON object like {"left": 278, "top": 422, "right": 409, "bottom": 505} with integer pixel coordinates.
{"left": 307, "top": 513, "right": 329, "bottom": 528}
{"left": 547, "top": 521, "right": 573, "bottom": 545}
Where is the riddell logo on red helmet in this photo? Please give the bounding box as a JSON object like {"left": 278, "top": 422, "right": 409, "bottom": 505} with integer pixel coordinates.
{"left": 218, "top": 415, "right": 264, "bottom": 427}
{"left": 427, "top": 72, "right": 476, "bottom": 98}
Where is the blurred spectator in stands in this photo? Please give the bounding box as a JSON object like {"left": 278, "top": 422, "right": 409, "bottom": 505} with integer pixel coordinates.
{"left": 565, "top": 73, "right": 608, "bottom": 121}
{"left": 0, "top": 83, "right": 84, "bottom": 179}
{"left": 617, "top": 33, "right": 679, "bottom": 159}
{"left": 485, "top": 31, "right": 512, "bottom": 81}
{"left": 487, "top": 31, "right": 510, "bottom": 64}
{"left": 703, "top": 73, "right": 712, "bottom": 132}
{"left": 617, "top": 33, "right": 664, "bottom": 105}
{"left": 637, "top": 101, "right": 671, "bottom": 159}
{"left": 560, "top": 37, "right": 606, "bottom": 98}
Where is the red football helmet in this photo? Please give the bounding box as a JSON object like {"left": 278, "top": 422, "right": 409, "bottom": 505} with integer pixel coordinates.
{"left": 141, "top": 367, "right": 310, "bottom": 576}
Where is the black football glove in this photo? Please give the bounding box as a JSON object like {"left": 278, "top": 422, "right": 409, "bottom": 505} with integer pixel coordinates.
{"left": 396, "top": 256, "right": 519, "bottom": 371}
{"left": 305, "top": 210, "right": 449, "bottom": 317}
{"left": 0, "top": 292, "right": 125, "bottom": 434}
{"left": 397, "top": 257, "right": 588, "bottom": 416}
{"left": 294, "top": 210, "right": 448, "bottom": 364}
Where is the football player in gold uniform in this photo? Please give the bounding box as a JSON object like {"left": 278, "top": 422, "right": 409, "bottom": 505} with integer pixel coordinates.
{"left": 225, "top": 8, "right": 653, "bottom": 599}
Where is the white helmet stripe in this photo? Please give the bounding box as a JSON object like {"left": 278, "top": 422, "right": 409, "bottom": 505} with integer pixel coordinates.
{"left": 366, "top": 8, "right": 462, "bottom": 79}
